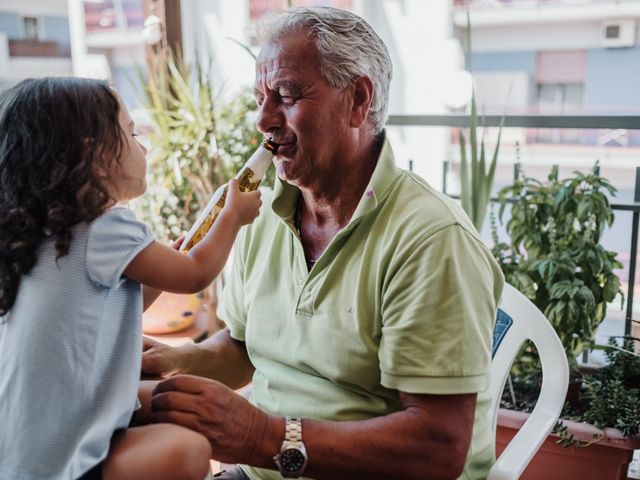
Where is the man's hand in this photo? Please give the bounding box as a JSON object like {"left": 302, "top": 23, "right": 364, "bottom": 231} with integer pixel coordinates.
{"left": 142, "top": 336, "right": 193, "bottom": 378}
{"left": 150, "top": 375, "right": 279, "bottom": 465}
{"left": 142, "top": 328, "right": 255, "bottom": 388}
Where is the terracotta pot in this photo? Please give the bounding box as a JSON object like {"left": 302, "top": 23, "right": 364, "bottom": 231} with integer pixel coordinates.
{"left": 497, "top": 408, "right": 640, "bottom": 479}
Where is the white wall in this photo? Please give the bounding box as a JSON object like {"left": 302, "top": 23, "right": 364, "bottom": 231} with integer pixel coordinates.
{"left": 455, "top": 2, "right": 640, "bottom": 52}
{"left": 0, "top": 1, "right": 72, "bottom": 84}
{"left": 5, "top": 57, "right": 73, "bottom": 79}
{"left": 474, "top": 71, "right": 529, "bottom": 112}
{"left": 0, "top": 32, "right": 9, "bottom": 78}
{"left": 357, "top": 0, "right": 464, "bottom": 189}
{"left": 110, "top": 45, "right": 144, "bottom": 68}
{"left": 469, "top": 21, "right": 605, "bottom": 52}
{"left": 180, "top": 0, "right": 255, "bottom": 99}
{"left": 0, "top": 0, "right": 68, "bottom": 17}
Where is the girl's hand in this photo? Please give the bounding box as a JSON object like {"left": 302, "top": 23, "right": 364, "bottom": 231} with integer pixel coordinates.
{"left": 224, "top": 178, "right": 262, "bottom": 226}
{"left": 171, "top": 235, "right": 185, "bottom": 251}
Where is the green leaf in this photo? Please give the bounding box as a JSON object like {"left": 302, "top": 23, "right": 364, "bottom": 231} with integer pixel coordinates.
{"left": 492, "top": 161, "right": 622, "bottom": 359}
{"left": 225, "top": 37, "right": 257, "bottom": 60}
{"left": 459, "top": 129, "right": 471, "bottom": 216}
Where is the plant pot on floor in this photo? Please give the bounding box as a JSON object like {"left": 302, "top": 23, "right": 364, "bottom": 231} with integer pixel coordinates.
{"left": 142, "top": 292, "right": 204, "bottom": 335}
{"left": 497, "top": 408, "right": 640, "bottom": 480}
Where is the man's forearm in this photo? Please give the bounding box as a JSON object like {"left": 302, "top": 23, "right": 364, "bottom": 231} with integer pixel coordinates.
{"left": 182, "top": 327, "right": 254, "bottom": 389}
{"left": 301, "top": 409, "right": 470, "bottom": 480}
{"left": 248, "top": 393, "right": 477, "bottom": 480}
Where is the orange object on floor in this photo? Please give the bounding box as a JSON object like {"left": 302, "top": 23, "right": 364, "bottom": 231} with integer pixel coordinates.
{"left": 142, "top": 293, "right": 202, "bottom": 334}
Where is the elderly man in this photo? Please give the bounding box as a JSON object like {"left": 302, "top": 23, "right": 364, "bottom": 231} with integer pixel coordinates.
{"left": 144, "top": 6, "right": 504, "bottom": 480}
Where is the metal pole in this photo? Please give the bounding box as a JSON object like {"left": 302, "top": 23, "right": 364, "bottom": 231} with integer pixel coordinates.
{"left": 66, "top": 0, "right": 87, "bottom": 76}
{"left": 625, "top": 167, "right": 640, "bottom": 335}
{"left": 164, "top": 0, "right": 183, "bottom": 57}
{"left": 114, "top": 0, "right": 126, "bottom": 30}
{"left": 442, "top": 160, "right": 448, "bottom": 194}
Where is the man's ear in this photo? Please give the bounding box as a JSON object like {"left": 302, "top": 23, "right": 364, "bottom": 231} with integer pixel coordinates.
{"left": 349, "top": 76, "right": 374, "bottom": 129}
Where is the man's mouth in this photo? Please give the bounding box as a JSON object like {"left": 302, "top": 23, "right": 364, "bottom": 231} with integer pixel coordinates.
{"left": 274, "top": 142, "right": 294, "bottom": 158}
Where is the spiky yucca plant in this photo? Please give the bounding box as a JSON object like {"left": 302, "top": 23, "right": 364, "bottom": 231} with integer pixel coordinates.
{"left": 458, "top": 11, "right": 504, "bottom": 232}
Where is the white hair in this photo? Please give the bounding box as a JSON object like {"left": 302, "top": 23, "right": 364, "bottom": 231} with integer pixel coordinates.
{"left": 255, "top": 6, "right": 392, "bottom": 134}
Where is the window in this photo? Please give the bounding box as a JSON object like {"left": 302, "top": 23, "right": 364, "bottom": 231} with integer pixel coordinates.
{"left": 538, "top": 83, "right": 583, "bottom": 113}
{"left": 23, "top": 16, "right": 40, "bottom": 41}
{"left": 536, "top": 83, "right": 584, "bottom": 144}
{"left": 534, "top": 51, "right": 586, "bottom": 145}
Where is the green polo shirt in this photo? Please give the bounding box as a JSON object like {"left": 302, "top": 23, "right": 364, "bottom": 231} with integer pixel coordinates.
{"left": 219, "top": 133, "right": 504, "bottom": 480}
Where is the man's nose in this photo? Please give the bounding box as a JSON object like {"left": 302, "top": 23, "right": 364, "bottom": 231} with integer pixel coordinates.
{"left": 256, "top": 96, "right": 283, "bottom": 135}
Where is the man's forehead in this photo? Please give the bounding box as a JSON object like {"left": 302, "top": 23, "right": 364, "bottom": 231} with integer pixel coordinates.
{"left": 256, "top": 34, "right": 316, "bottom": 68}
{"left": 256, "top": 48, "right": 312, "bottom": 71}
{"left": 255, "top": 51, "right": 317, "bottom": 88}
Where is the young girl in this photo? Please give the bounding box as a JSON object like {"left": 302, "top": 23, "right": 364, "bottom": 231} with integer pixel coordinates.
{"left": 0, "top": 77, "right": 262, "bottom": 480}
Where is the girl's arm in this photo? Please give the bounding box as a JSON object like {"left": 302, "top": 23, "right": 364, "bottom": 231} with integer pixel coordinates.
{"left": 142, "top": 236, "right": 184, "bottom": 311}
{"left": 143, "top": 285, "right": 163, "bottom": 311}
{"left": 125, "top": 179, "right": 261, "bottom": 295}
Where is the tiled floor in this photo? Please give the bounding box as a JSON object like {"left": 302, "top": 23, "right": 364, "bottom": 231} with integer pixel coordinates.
{"left": 628, "top": 450, "right": 640, "bottom": 479}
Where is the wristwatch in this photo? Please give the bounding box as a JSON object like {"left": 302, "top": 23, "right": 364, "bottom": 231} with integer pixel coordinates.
{"left": 274, "top": 417, "right": 308, "bottom": 478}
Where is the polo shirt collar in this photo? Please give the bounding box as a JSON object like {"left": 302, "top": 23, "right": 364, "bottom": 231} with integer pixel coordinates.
{"left": 271, "top": 130, "right": 401, "bottom": 226}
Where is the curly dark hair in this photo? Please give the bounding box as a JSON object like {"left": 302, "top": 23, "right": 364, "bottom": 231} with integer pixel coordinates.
{"left": 0, "top": 77, "right": 125, "bottom": 316}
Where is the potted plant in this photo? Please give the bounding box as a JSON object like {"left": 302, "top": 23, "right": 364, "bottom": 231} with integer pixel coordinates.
{"left": 490, "top": 163, "right": 639, "bottom": 478}
{"left": 496, "top": 337, "right": 640, "bottom": 479}
{"left": 492, "top": 162, "right": 623, "bottom": 360}
{"left": 132, "top": 55, "right": 268, "bottom": 336}
{"left": 458, "top": 11, "right": 505, "bottom": 233}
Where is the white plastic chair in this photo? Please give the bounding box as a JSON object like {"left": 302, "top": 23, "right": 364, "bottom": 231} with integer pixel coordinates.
{"left": 487, "top": 283, "right": 570, "bottom": 480}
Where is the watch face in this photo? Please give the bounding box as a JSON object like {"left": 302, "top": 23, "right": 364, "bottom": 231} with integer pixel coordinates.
{"left": 280, "top": 447, "right": 306, "bottom": 474}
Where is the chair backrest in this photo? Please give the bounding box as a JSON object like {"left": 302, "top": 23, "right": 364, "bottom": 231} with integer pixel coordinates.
{"left": 487, "top": 283, "right": 569, "bottom": 480}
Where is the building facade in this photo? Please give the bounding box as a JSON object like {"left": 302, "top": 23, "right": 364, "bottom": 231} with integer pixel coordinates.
{"left": 0, "top": 0, "right": 72, "bottom": 89}
{"left": 454, "top": 0, "right": 640, "bottom": 150}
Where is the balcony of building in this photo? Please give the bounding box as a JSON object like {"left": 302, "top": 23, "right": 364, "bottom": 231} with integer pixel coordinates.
{"left": 453, "top": 0, "right": 640, "bottom": 35}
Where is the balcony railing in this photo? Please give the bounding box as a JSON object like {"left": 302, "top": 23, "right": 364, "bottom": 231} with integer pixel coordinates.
{"left": 387, "top": 113, "right": 640, "bottom": 129}
{"left": 453, "top": 0, "right": 638, "bottom": 9}
{"left": 8, "top": 40, "right": 70, "bottom": 58}
{"left": 386, "top": 113, "right": 640, "bottom": 335}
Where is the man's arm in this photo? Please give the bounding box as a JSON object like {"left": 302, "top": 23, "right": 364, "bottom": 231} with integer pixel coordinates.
{"left": 142, "top": 327, "right": 254, "bottom": 390}
{"left": 151, "top": 375, "right": 477, "bottom": 480}
{"left": 299, "top": 391, "right": 477, "bottom": 480}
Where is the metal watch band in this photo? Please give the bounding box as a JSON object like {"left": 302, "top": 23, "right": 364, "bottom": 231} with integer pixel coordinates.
{"left": 285, "top": 416, "right": 302, "bottom": 443}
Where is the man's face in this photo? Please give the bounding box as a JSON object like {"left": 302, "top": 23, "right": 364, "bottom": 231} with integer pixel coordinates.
{"left": 254, "top": 32, "right": 353, "bottom": 188}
